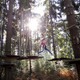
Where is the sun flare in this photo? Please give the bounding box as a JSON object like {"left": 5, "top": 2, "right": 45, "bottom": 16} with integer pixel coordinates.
{"left": 28, "top": 18, "right": 39, "bottom": 31}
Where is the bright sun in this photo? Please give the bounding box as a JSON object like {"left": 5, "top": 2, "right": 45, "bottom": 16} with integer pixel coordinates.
{"left": 28, "top": 18, "right": 39, "bottom": 31}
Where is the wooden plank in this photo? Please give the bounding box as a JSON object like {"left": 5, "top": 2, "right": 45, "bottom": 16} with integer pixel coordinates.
{"left": 66, "top": 58, "right": 80, "bottom": 64}
{"left": 18, "top": 56, "right": 43, "bottom": 60}
{"left": 0, "top": 55, "right": 43, "bottom": 60}
{"left": 48, "top": 58, "right": 80, "bottom": 64}
{"left": 48, "top": 58, "right": 72, "bottom": 61}
{"left": 0, "top": 55, "right": 20, "bottom": 60}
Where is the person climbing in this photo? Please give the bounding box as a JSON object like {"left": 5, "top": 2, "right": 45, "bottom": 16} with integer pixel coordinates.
{"left": 37, "top": 37, "right": 53, "bottom": 55}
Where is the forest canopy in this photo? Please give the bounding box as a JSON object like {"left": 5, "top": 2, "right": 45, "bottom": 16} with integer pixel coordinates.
{"left": 0, "top": 0, "right": 80, "bottom": 80}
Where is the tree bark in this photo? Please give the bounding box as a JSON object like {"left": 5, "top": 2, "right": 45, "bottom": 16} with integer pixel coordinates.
{"left": 64, "top": 0, "right": 80, "bottom": 79}
{"left": 50, "top": 17, "right": 57, "bottom": 58}
{"left": 5, "top": 0, "right": 13, "bottom": 55}
{"left": 5, "top": 0, "right": 14, "bottom": 80}
{"left": 49, "top": 6, "right": 57, "bottom": 58}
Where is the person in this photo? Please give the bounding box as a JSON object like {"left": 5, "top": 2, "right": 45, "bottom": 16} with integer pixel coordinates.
{"left": 37, "top": 38, "right": 53, "bottom": 55}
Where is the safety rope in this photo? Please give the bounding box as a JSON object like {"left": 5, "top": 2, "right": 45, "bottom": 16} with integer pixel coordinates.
{"left": 64, "top": 24, "right": 76, "bottom": 31}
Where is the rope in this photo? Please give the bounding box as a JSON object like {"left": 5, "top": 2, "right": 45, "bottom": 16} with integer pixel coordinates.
{"left": 64, "top": 24, "right": 76, "bottom": 31}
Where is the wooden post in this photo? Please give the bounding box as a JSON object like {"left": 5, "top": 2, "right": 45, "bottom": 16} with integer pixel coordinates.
{"left": 64, "top": 0, "right": 80, "bottom": 79}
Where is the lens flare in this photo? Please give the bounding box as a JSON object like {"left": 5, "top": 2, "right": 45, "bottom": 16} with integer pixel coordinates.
{"left": 28, "top": 18, "right": 39, "bottom": 31}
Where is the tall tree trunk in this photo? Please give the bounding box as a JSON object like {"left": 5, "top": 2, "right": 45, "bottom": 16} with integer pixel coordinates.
{"left": 49, "top": 6, "right": 57, "bottom": 58}
{"left": 64, "top": 0, "right": 80, "bottom": 79}
{"left": 18, "top": 10, "right": 22, "bottom": 56}
{"left": 1, "top": 0, "right": 7, "bottom": 55}
{"left": 5, "top": 0, "right": 14, "bottom": 80}
{"left": 50, "top": 17, "right": 57, "bottom": 58}
{"left": 5, "top": 0, "right": 13, "bottom": 55}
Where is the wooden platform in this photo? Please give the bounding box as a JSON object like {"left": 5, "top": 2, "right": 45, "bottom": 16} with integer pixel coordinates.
{"left": 48, "top": 58, "right": 72, "bottom": 61}
{"left": 66, "top": 58, "right": 80, "bottom": 64}
{"left": 0, "top": 55, "right": 20, "bottom": 60}
{"left": 18, "top": 56, "right": 43, "bottom": 60}
{"left": 0, "top": 55, "right": 43, "bottom": 60}
{"left": 48, "top": 58, "right": 80, "bottom": 64}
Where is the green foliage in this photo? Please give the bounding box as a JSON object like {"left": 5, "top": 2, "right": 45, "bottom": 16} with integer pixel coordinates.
{"left": 34, "top": 60, "right": 41, "bottom": 73}
{"left": 76, "top": 13, "right": 80, "bottom": 35}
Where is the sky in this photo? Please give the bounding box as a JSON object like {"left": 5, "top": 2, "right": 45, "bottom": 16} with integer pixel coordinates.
{"left": 27, "top": 0, "right": 46, "bottom": 32}
{"left": 31, "top": 0, "right": 46, "bottom": 16}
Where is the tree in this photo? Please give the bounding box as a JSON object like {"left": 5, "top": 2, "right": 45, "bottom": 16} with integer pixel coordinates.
{"left": 63, "top": 0, "right": 80, "bottom": 79}
{"left": 5, "top": 0, "right": 13, "bottom": 55}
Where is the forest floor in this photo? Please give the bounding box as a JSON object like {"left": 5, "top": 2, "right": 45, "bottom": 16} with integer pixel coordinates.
{"left": 15, "top": 68, "right": 78, "bottom": 80}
